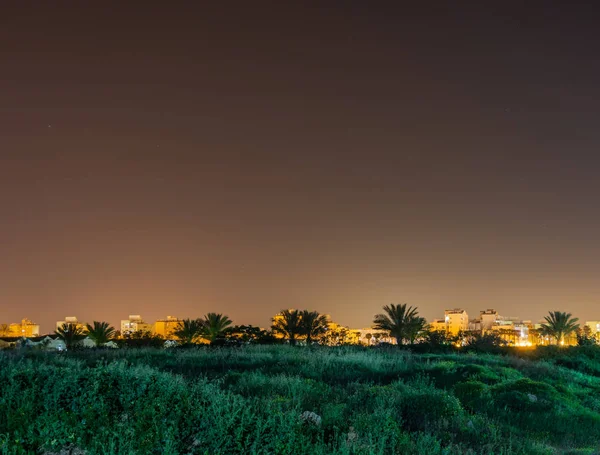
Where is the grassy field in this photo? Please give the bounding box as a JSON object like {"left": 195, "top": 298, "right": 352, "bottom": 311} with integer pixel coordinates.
{"left": 1, "top": 346, "right": 600, "bottom": 454}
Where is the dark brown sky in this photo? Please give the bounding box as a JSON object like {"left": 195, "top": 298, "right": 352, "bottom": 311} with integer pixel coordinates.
{"left": 2, "top": 2, "right": 600, "bottom": 333}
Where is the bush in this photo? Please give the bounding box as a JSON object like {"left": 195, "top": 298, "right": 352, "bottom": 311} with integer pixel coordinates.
{"left": 392, "top": 380, "right": 464, "bottom": 432}
{"left": 416, "top": 362, "right": 501, "bottom": 390}
{"left": 463, "top": 332, "right": 508, "bottom": 354}
{"left": 492, "top": 378, "right": 558, "bottom": 413}
{"left": 453, "top": 380, "right": 489, "bottom": 412}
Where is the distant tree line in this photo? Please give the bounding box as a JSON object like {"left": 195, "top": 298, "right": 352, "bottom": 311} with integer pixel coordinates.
{"left": 5, "top": 303, "right": 592, "bottom": 351}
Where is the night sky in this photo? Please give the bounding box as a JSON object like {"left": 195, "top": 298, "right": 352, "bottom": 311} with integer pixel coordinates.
{"left": 2, "top": 2, "right": 600, "bottom": 333}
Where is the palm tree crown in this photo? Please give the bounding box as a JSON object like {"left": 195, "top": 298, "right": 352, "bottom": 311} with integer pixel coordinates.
{"left": 55, "top": 323, "right": 87, "bottom": 350}
{"left": 85, "top": 321, "right": 116, "bottom": 346}
{"left": 405, "top": 316, "right": 427, "bottom": 345}
{"left": 202, "top": 313, "right": 233, "bottom": 343}
{"left": 271, "top": 309, "right": 303, "bottom": 345}
{"left": 173, "top": 318, "right": 205, "bottom": 344}
{"left": 541, "top": 311, "right": 579, "bottom": 345}
{"left": 372, "top": 303, "right": 421, "bottom": 346}
{"left": 300, "top": 310, "right": 329, "bottom": 344}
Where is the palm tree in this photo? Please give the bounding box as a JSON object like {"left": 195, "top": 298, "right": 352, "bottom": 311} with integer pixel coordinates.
{"left": 541, "top": 311, "right": 580, "bottom": 345}
{"left": 300, "top": 310, "right": 329, "bottom": 344}
{"left": 372, "top": 303, "right": 421, "bottom": 346}
{"left": 201, "top": 313, "right": 233, "bottom": 343}
{"left": 271, "top": 309, "right": 303, "bottom": 345}
{"left": 85, "top": 321, "right": 116, "bottom": 346}
{"left": 173, "top": 318, "right": 205, "bottom": 344}
{"left": 55, "top": 323, "right": 86, "bottom": 350}
{"left": 405, "top": 316, "right": 427, "bottom": 345}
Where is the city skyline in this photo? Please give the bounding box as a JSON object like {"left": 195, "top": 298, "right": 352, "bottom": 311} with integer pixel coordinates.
{"left": 1, "top": 304, "right": 594, "bottom": 336}
{"left": 3, "top": 3, "right": 600, "bottom": 332}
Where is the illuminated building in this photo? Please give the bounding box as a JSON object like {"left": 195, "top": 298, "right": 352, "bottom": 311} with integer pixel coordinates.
{"left": 7, "top": 318, "right": 40, "bottom": 337}
{"left": 490, "top": 319, "right": 531, "bottom": 346}
{"left": 325, "top": 320, "right": 361, "bottom": 345}
{"left": 446, "top": 309, "right": 469, "bottom": 336}
{"left": 120, "top": 315, "right": 153, "bottom": 336}
{"left": 154, "top": 316, "right": 182, "bottom": 339}
{"left": 429, "top": 319, "right": 447, "bottom": 332}
{"left": 479, "top": 309, "right": 499, "bottom": 330}
{"left": 429, "top": 309, "right": 469, "bottom": 335}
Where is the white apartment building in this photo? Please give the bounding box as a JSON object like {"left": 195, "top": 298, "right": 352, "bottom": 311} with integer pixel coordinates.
{"left": 120, "top": 315, "right": 153, "bottom": 335}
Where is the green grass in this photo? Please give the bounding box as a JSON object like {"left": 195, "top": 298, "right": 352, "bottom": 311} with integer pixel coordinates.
{"left": 1, "top": 346, "right": 600, "bottom": 454}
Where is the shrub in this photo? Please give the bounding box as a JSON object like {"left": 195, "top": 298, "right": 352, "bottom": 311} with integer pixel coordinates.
{"left": 453, "top": 380, "right": 489, "bottom": 412}
{"left": 492, "top": 378, "right": 558, "bottom": 413}
{"left": 392, "top": 380, "right": 464, "bottom": 432}
{"left": 415, "top": 362, "right": 501, "bottom": 390}
{"left": 463, "top": 332, "right": 507, "bottom": 354}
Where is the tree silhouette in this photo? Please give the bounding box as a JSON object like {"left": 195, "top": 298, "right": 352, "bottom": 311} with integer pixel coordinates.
{"left": 372, "top": 303, "right": 421, "bottom": 346}
{"left": 464, "top": 331, "right": 507, "bottom": 353}
{"left": 0, "top": 324, "right": 10, "bottom": 337}
{"left": 226, "top": 325, "right": 278, "bottom": 344}
{"left": 300, "top": 310, "right": 329, "bottom": 344}
{"left": 173, "top": 318, "right": 205, "bottom": 344}
{"left": 201, "top": 313, "right": 233, "bottom": 343}
{"left": 123, "top": 330, "right": 164, "bottom": 348}
{"left": 322, "top": 325, "right": 352, "bottom": 346}
{"left": 405, "top": 316, "right": 427, "bottom": 345}
{"left": 85, "top": 321, "right": 116, "bottom": 346}
{"left": 577, "top": 330, "right": 597, "bottom": 346}
{"left": 55, "top": 323, "right": 86, "bottom": 350}
{"left": 541, "top": 311, "right": 580, "bottom": 345}
{"left": 421, "top": 328, "right": 456, "bottom": 348}
{"left": 271, "top": 309, "right": 303, "bottom": 345}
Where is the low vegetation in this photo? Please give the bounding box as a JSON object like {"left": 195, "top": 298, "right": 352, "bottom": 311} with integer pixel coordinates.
{"left": 0, "top": 306, "right": 595, "bottom": 453}
{"left": 2, "top": 346, "right": 600, "bottom": 454}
